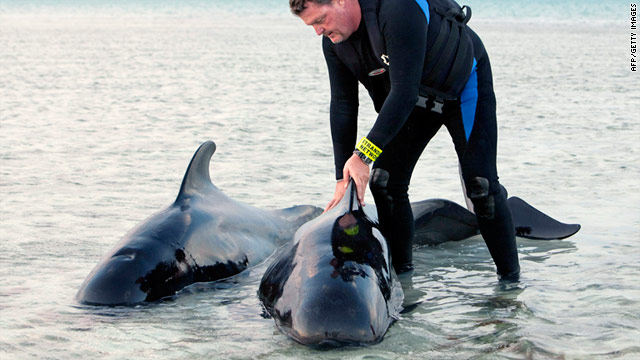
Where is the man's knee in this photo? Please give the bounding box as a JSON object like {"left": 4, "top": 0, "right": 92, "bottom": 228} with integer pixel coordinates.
{"left": 370, "top": 168, "right": 414, "bottom": 273}
{"left": 369, "top": 168, "right": 409, "bottom": 201}
{"left": 369, "top": 168, "right": 390, "bottom": 195}
{"left": 466, "top": 176, "right": 495, "bottom": 220}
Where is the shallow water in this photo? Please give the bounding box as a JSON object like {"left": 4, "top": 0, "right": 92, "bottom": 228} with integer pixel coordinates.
{"left": 1, "top": 2, "right": 639, "bottom": 359}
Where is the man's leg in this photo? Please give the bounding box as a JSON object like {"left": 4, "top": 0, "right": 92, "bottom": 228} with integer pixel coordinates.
{"left": 371, "top": 108, "right": 442, "bottom": 272}
{"left": 445, "top": 31, "right": 520, "bottom": 280}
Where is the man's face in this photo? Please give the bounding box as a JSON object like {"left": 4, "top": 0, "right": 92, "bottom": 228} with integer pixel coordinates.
{"left": 299, "top": 0, "right": 360, "bottom": 44}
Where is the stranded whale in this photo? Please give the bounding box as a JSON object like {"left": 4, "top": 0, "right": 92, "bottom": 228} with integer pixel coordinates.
{"left": 259, "top": 181, "right": 403, "bottom": 346}
{"left": 259, "top": 181, "right": 580, "bottom": 346}
{"left": 77, "top": 141, "right": 322, "bottom": 305}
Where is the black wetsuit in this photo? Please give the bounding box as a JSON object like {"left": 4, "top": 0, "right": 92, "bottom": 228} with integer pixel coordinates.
{"left": 323, "top": 0, "right": 520, "bottom": 279}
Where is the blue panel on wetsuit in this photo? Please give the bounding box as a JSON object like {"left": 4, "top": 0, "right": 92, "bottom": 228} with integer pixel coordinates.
{"left": 413, "top": 0, "right": 430, "bottom": 23}
{"left": 459, "top": 58, "right": 478, "bottom": 141}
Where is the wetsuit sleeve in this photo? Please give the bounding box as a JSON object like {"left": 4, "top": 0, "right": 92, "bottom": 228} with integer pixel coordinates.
{"left": 365, "top": 0, "right": 428, "bottom": 150}
{"left": 323, "top": 37, "right": 359, "bottom": 180}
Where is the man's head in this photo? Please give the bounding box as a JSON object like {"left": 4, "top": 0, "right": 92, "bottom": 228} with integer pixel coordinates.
{"left": 290, "top": 0, "right": 361, "bottom": 44}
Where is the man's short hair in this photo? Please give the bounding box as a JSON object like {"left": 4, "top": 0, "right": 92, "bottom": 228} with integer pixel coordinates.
{"left": 289, "top": 0, "right": 333, "bottom": 16}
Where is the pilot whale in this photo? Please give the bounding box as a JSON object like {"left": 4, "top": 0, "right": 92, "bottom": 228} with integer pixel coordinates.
{"left": 258, "top": 181, "right": 403, "bottom": 346}
{"left": 77, "top": 141, "right": 322, "bottom": 305}
{"left": 258, "top": 181, "right": 580, "bottom": 346}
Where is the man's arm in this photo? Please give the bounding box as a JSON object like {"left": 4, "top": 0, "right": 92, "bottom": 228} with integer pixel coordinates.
{"left": 338, "top": 0, "right": 429, "bottom": 207}
{"left": 323, "top": 37, "right": 360, "bottom": 181}
{"left": 365, "top": 0, "right": 428, "bottom": 149}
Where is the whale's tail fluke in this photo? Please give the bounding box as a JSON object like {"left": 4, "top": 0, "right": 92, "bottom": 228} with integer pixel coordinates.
{"left": 412, "top": 197, "right": 581, "bottom": 246}
{"left": 508, "top": 197, "right": 581, "bottom": 240}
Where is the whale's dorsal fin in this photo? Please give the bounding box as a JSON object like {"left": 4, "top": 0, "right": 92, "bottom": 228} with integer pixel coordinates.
{"left": 348, "top": 180, "right": 360, "bottom": 212}
{"left": 176, "top": 141, "right": 217, "bottom": 200}
{"left": 337, "top": 179, "right": 361, "bottom": 212}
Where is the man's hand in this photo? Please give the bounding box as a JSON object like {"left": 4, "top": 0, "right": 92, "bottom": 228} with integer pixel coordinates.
{"left": 324, "top": 154, "right": 371, "bottom": 212}
{"left": 344, "top": 153, "right": 370, "bottom": 206}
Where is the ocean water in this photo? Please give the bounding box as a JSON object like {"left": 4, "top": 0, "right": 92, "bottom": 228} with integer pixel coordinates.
{"left": 1, "top": 1, "right": 639, "bottom": 359}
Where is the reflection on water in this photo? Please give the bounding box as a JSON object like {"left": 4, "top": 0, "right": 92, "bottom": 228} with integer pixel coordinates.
{"left": 1, "top": 2, "right": 639, "bottom": 359}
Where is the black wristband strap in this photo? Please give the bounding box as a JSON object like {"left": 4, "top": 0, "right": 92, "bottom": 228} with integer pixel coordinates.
{"left": 353, "top": 150, "right": 373, "bottom": 165}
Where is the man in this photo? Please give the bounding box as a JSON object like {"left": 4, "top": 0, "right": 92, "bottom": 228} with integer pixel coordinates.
{"left": 290, "top": 0, "right": 520, "bottom": 280}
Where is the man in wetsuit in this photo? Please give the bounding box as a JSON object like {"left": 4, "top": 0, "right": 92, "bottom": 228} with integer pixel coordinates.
{"left": 290, "top": 0, "right": 520, "bottom": 280}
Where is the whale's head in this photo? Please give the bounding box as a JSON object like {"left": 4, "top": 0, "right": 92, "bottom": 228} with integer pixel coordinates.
{"left": 76, "top": 212, "right": 193, "bottom": 305}
{"left": 291, "top": 212, "right": 399, "bottom": 345}
{"left": 259, "top": 181, "right": 402, "bottom": 346}
{"left": 76, "top": 247, "right": 154, "bottom": 305}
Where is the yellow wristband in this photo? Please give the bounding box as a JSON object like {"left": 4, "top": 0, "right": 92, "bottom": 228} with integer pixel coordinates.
{"left": 356, "top": 137, "right": 382, "bottom": 162}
